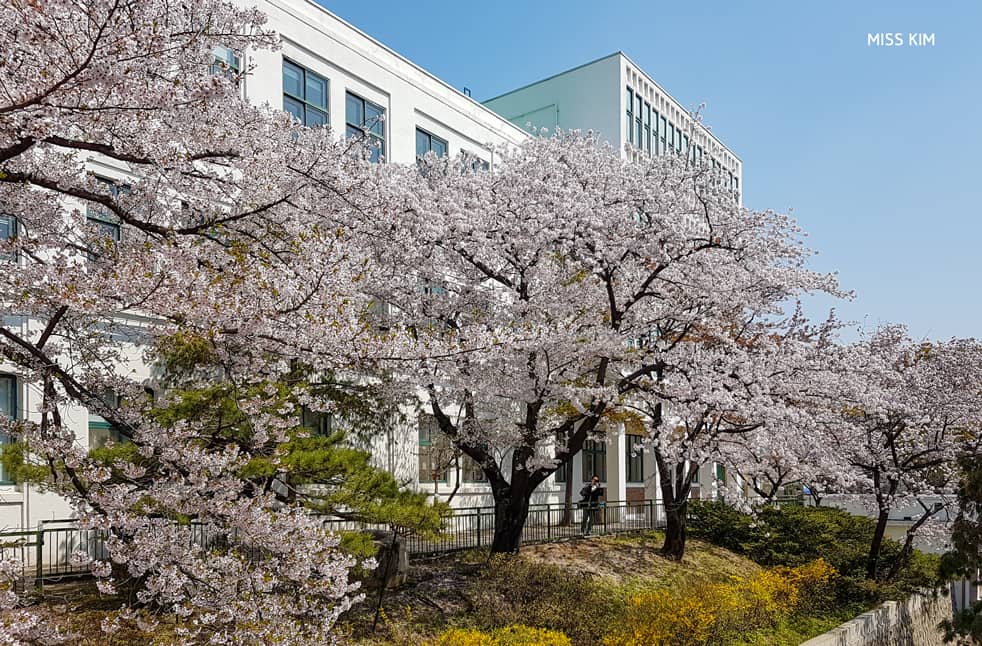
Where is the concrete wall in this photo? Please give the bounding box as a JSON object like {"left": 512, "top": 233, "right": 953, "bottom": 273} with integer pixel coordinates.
{"left": 800, "top": 591, "right": 952, "bottom": 646}
{"left": 483, "top": 54, "right": 622, "bottom": 146}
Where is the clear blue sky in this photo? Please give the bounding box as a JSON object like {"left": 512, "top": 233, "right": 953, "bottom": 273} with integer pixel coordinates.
{"left": 320, "top": 0, "right": 982, "bottom": 341}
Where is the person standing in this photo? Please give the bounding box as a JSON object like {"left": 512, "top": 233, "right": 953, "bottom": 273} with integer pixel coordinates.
{"left": 579, "top": 476, "right": 605, "bottom": 536}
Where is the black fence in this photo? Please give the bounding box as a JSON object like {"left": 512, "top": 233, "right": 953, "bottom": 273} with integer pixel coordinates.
{"left": 321, "top": 498, "right": 666, "bottom": 555}
{"left": 0, "top": 499, "right": 666, "bottom": 587}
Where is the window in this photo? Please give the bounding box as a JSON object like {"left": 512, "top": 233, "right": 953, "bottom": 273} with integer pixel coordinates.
{"left": 0, "top": 375, "right": 16, "bottom": 483}
{"left": 418, "top": 415, "right": 450, "bottom": 482}
{"left": 415, "top": 128, "right": 448, "bottom": 158}
{"left": 554, "top": 460, "right": 570, "bottom": 483}
{"left": 635, "top": 94, "right": 643, "bottom": 148}
{"left": 625, "top": 87, "right": 634, "bottom": 145}
{"left": 210, "top": 46, "right": 240, "bottom": 78}
{"left": 660, "top": 116, "right": 667, "bottom": 154}
{"left": 715, "top": 463, "right": 726, "bottom": 484}
{"left": 0, "top": 214, "right": 16, "bottom": 261}
{"left": 87, "top": 390, "right": 129, "bottom": 449}
{"left": 644, "top": 103, "right": 651, "bottom": 153}
{"left": 652, "top": 109, "right": 660, "bottom": 154}
{"left": 345, "top": 92, "right": 385, "bottom": 163}
{"left": 282, "top": 59, "right": 328, "bottom": 127}
{"left": 667, "top": 123, "right": 674, "bottom": 155}
{"left": 463, "top": 152, "right": 490, "bottom": 172}
{"left": 86, "top": 179, "right": 124, "bottom": 259}
{"left": 626, "top": 434, "right": 644, "bottom": 483}
{"left": 461, "top": 455, "right": 487, "bottom": 483}
{"left": 301, "top": 406, "right": 333, "bottom": 436}
{"left": 581, "top": 439, "right": 606, "bottom": 482}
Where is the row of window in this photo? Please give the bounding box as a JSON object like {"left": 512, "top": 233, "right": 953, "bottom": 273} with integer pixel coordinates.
{"left": 418, "top": 423, "right": 649, "bottom": 486}
{"left": 626, "top": 87, "right": 740, "bottom": 194}
{"left": 283, "top": 59, "right": 488, "bottom": 169}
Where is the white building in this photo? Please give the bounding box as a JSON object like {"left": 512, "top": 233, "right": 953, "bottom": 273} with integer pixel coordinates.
{"left": 483, "top": 52, "right": 742, "bottom": 202}
{"left": 1, "top": 0, "right": 744, "bottom": 528}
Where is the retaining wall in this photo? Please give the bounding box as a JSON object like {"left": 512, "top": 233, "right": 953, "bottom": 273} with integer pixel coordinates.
{"left": 800, "top": 591, "right": 951, "bottom": 646}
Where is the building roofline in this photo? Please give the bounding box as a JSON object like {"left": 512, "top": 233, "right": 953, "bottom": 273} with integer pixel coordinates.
{"left": 481, "top": 51, "right": 623, "bottom": 104}
{"left": 618, "top": 52, "right": 742, "bottom": 164}
{"left": 276, "top": 0, "right": 529, "bottom": 140}
{"left": 481, "top": 50, "right": 741, "bottom": 165}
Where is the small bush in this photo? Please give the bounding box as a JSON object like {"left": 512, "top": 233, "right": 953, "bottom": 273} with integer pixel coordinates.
{"left": 465, "top": 555, "right": 619, "bottom": 644}
{"left": 688, "top": 501, "right": 942, "bottom": 605}
{"left": 603, "top": 559, "right": 836, "bottom": 646}
{"left": 434, "top": 625, "right": 571, "bottom": 646}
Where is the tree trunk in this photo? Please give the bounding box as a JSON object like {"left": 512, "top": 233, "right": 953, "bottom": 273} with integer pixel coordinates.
{"left": 490, "top": 493, "right": 532, "bottom": 553}
{"left": 559, "top": 462, "right": 574, "bottom": 526}
{"left": 656, "top": 455, "right": 691, "bottom": 561}
{"left": 662, "top": 501, "right": 688, "bottom": 561}
{"left": 866, "top": 508, "right": 890, "bottom": 580}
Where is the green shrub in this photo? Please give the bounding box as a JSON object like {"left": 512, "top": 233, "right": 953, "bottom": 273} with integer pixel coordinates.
{"left": 688, "top": 502, "right": 942, "bottom": 606}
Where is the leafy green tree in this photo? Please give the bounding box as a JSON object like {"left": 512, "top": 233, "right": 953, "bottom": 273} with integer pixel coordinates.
{"left": 941, "top": 455, "right": 982, "bottom": 643}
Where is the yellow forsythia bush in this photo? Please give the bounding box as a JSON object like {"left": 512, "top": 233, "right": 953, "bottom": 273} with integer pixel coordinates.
{"left": 603, "top": 558, "right": 836, "bottom": 646}
{"left": 434, "top": 625, "right": 572, "bottom": 646}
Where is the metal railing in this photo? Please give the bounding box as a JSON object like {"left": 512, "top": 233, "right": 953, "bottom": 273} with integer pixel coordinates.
{"left": 322, "top": 498, "right": 666, "bottom": 555}
{"left": 0, "top": 499, "right": 666, "bottom": 586}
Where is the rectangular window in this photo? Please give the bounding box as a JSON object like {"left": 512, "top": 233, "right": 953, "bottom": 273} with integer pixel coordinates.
{"left": 418, "top": 415, "right": 450, "bottom": 482}
{"left": 415, "top": 128, "right": 448, "bottom": 158}
{"left": 0, "top": 214, "right": 16, "bottom": 261}
{"left": 667, "top": 123, "right": 674, "bottom": 155}
{"left": 683, "top": 134, "right": 689, "bottom": 157}
{"left": 345, "top": 92, "right": 385, "bottom": 163}
{"left": 465, "top": 154, "right": 490, "bottom": 172}
{"left": 283, "top": 59, "right": 328, "bottom": 127}
{"left": 87, "top": 390, "right": 130, "bottom": 449}
{"left": 715, "top": 463, "right": 726, "bottom": 483}
{"left": 86, "top": 179, "right": 124, "bottom": 259}
{"left": 461, "top": 455, "right": 487, "bottom": 483}
{"left": 626, "top": 434, "right": 644, "bottom": 483}
{"left": 644, "top": 103, "right": 651, "bottom": 153}
{"left": 660, "top": 116, "right": 667, "bottom": 153}
{"left": 626, "top": 87, "right": 634, "bottom": 145}
{"left": 554, "top": 460, "right": 569, "bottom": 483}
{"left": 210, "top": 46, "right": 240, "bottom": 78}
{"left": 301, "top": 406, "right": 333, "bottom": 436}
{"left": 581, "top": 439, "right": 607, "bottom": 482}
{"left": 652, "top": 110, "right": 659, "bottom": 154}
{"left": 0, "top": 375, "right": 16, "bottom": 484}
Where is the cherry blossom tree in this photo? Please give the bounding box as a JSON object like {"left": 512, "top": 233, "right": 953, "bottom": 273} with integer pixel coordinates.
{"left": 626, "top": 310, "right": 847, "bottom": 560}
{"left": 819, "top": 327, "right": 982, "bottom": 580}
{"left": 353, "top": 132, "right": 841, "bottom": 554}
{"left": 0, "top": 0, "right": 400, "bottom": 641}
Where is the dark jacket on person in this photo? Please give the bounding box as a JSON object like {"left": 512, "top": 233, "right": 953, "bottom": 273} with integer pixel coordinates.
{"left": 579, "top": 484, "right": 605, "bottom": 506}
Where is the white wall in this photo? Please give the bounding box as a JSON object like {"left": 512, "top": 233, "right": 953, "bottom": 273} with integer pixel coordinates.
{"left": 244, "top": 0, "right": 528, "bottom": 165}
{"left": 483, "top": 54, "right": 622, "bottom": 146}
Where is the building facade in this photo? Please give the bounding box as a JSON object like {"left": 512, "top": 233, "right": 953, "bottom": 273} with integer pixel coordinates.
{"left": 0, "top": 0, "right": 742, "bottom": 529}
{"left": 483, "top": 52, "right": 742, "bottom": 201}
